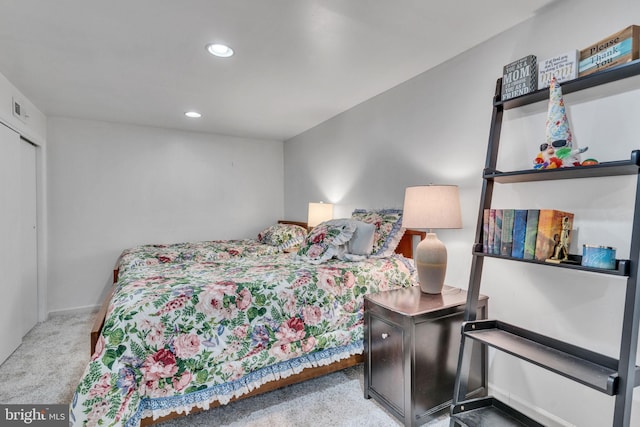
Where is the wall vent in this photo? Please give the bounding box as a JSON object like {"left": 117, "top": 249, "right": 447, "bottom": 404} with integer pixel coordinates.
{"left": 12, "top": 97, "right": 27, "bottom": 122}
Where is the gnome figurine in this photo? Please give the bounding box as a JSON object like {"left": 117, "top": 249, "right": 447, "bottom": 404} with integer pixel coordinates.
{"left": 534, "top": 76, "right": 588, "bottom": 169}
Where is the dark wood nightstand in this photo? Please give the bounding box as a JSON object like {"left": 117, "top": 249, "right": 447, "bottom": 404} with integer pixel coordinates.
{"left": 364, "top": 285, "right": 488, "bottom": 427}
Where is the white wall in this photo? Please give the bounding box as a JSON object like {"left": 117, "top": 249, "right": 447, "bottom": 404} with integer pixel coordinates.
{"left": 283, "top": 0, "right": 640, "bottom": 425}
{"left": 47, "top": 117, "right": 284, "bottom": 313}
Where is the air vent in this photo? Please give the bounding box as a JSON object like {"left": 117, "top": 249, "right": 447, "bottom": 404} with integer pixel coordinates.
{"left": 12, "top": 97, "right": 27, "bottom": 122}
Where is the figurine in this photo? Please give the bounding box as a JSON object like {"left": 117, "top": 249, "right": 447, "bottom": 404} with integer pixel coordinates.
{"left": 533, "top": 76, "right": 588, "bottom": 169}
{"left": 534, "top": 139, "right": 588, "bottom": 169}
{"left": 549, "top": 216, "right": 571, "bottom": 262}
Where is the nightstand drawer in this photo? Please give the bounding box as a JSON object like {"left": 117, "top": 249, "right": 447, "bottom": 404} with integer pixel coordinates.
{"left": 369, "top": 316, "right": 404, "bottom": 414}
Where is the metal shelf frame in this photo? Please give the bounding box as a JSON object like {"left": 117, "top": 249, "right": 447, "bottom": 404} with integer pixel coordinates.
{"left": 451, "top": 59, "right": 640, "bottom": 426}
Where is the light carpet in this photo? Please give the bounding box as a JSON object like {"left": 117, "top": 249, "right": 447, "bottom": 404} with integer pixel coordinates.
{"left": 0, "top": 311, "right": 450, "bottom": 427}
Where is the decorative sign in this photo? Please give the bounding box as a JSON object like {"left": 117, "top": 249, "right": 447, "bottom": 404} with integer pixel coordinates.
{"left": 538, "top": 50, "right": 578, "bottom": 89}
{"left": 579, "top": 25, "right": 640, "bottom": 76}
{"left": 501, "top": 55, "right": 537, "bottom": 101}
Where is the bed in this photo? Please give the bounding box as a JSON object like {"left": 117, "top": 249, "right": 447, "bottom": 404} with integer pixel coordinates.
{"left": 93, "top": 221, "right": 311, "bottom": 353}
{"left": 113, "top": 220, "right": 309, "bottom": 280}
{"left": 75, "top": 211, "right": 424, "bottom": 427}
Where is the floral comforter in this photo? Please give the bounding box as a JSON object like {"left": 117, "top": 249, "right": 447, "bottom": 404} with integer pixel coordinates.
{"left": 116, "top": 240, "right": 280, "bottom": 277}
{"left": 72, "top": 253, "right": 416, "bottom": 426}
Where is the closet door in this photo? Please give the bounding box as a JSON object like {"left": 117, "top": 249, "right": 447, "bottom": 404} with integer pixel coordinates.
{"left": 0, "top": 123, "right": 22, "bottom": 364}
{"left": 21, "top": 139, "right": 38, "bottom": 335}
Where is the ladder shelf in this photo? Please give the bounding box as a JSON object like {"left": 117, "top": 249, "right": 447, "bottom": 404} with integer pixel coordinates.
{"left": 451, "top": 57, "right": 640, "bottom": 427}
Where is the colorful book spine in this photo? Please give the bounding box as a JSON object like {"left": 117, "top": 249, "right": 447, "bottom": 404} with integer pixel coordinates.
{"left": 534, "top": 209, "right": 574, "bottom": 261}
{"left": 488, "top": 209, "right": 496, "bottom": 254}
{"left": 500, "top": 209, "right": 515, "bottom": 256}
{"left": 483, "top": 209, "right": 490, "bottom": 253}
{"left": 511, "top": 209, "right": 528, "bottom": 258}
{"left": 523, "top": 209, "right": 540, "bottom": 260}
{"left": 493, "top": 209, "right": 503, "bottom": 255}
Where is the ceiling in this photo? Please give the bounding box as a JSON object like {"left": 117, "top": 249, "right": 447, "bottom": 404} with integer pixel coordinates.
{"left": 0, "top": 0, "right": 554, "bottom": 141}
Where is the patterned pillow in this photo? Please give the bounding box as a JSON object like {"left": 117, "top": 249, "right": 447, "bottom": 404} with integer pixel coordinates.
{"left": 351, "top": 209, "right": 405, "bottom": 257}
{"left": 257, "top": 223, "right": 308, "bottom": 251}
{"left": 296, "top": 219, "right": 357, "bottom": 264}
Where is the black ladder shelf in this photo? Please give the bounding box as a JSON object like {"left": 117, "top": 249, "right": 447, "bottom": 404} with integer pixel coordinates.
{"left": 450, "top": 58, "right": 640, "bottom": 427}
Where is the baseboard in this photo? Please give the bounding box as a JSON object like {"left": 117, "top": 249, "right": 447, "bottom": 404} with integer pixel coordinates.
{"left": 47, "top": 304, "right": 100, "bottom": 319}
{"left": 489, "top": 383, "right": 573, "bottom": 427}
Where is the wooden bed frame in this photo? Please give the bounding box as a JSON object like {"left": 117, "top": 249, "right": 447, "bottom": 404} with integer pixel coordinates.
{"left": 89, "top": 223, "right": 424, "bottom": 426}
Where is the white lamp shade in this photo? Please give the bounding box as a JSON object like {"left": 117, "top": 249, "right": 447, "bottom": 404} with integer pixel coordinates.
{"left": 307, "top": 202, "right": 334, "bottom": 227}
{"left": 402, "top": 185, "right": 462, "bottom": 230}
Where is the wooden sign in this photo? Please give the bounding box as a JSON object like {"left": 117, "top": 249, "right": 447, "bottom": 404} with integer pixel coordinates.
{"left": 579, "top": 25, "right": 640, "bottom": 76}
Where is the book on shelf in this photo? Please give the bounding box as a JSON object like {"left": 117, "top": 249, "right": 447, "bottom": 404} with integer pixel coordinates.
{"left": 483, "top": 209, "right": 490, "bottom": 253}
{"left": 493, "top": 209, "right": 503, "bottom": 255}
{"left": 538, "top": 50, "right": 579, "bottom": 89}
{"left": 501, "top": 55, "right": 537, "bottom": 101}
{"left": 523, "top": 209, "right": 540, "bottom": 260}
{"left": 500, "top": 209, "right": 515, "bottom": 256}
{"left": 511, "top": 209, "right": 528, "bottom": 258}
{"left": 534, "top": 209, "right": 574, "bottom": 261}
{"left": 488, "top": 209, "right": 496, "bottom": 254}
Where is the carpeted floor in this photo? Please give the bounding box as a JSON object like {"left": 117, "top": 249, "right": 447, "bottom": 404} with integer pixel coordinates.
{"left": 0, "top": 311, "right": 450, "bottom": 426}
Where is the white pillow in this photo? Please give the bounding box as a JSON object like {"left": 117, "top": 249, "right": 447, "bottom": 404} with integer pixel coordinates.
{"left": 347, "top": 220, "right": 376, "bottom": 255}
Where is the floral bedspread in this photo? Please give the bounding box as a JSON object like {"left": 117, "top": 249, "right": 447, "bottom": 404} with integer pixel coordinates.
{"left": 117, "top": 240, "right": 280, "bottom": 277}
{"left": 72, "top": 253, "right": 416, "bottom": 426}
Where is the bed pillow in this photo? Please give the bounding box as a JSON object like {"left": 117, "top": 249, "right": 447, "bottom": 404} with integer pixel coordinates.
{"left": 351, "top": 209, "right": 405, "bottom": 257}
{"left": 257, "top": 223, "right": 308, "bottom": 251}
{"left": 296, "top": 219, "right": 357, "bottom": 264}
{"left": 347, "top": 220, "right": 376, "bottom": 256}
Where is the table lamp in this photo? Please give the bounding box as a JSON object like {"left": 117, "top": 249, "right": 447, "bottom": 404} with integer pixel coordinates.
{"left": 307, "top": 202, "right": 334, "bottom": 228}
{"left": 402, "top": 185, "right": 462, "bottom": 294}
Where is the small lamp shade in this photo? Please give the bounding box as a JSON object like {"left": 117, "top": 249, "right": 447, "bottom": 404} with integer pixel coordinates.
{"left": 402, "top": 185, "right": 462, "bottom": 230}
{"left": 402, "top": 185, "right": 462, "bottom": 294}
{"left": 307, "top": 202, "right": 334, "bottom": 228}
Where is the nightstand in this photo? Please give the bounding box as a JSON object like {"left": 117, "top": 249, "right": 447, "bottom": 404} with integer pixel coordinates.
{"left": 364, "top": 285, "right": 488, "bottom": 427}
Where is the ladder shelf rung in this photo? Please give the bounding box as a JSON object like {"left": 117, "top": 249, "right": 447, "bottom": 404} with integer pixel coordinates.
{"left": 463, "top": 320, "right": 621, "bottom": 395}
{"left": 471, "top": 244, "right": 630, "bottom": 276}
{"left": 451, "top": 396, "right": 544, "bottom": 427}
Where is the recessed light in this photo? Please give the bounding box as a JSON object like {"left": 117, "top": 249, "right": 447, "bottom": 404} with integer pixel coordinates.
{"left": 206, "top": 43, "right": 234, "bottom": 58}
{"left": 185, "top": 111, "right": 202, "bottom": 118}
